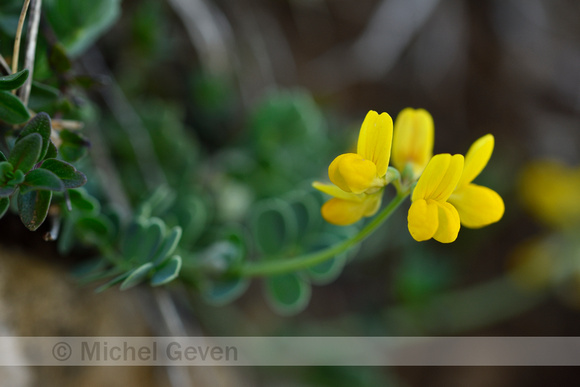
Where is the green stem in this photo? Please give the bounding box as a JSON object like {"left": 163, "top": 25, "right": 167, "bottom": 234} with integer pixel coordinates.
{"left": 238, "top": 192, "right": 409, "bottom": 278}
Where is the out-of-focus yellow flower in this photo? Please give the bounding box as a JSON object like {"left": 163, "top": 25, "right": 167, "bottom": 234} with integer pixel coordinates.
{"left": 328, "top": 111, "right": 393, "bottom": 194}
{"left": 519, "top": 160, "right": 580, "bottom": 228}
{"left": 312, "top": 182, "right": 382, "bottom": 225}
{"left": 448, "top": 134, "right": 504, "bottom": 228}
{"left": 407, "top": 153, "right": 464, "bottom": 243}
{"left": 511, "top": 161, "right": 580, "bottom": 308}
{"left": 391, "top": 108, "right": 434, "bottom": 180}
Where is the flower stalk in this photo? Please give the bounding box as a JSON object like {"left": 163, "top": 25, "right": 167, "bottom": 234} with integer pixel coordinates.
{"left": 238, "top": 191, "right": 408, "bottom": 278}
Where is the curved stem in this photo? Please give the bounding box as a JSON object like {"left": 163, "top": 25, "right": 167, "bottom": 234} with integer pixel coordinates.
{"left": 12, "top": 0, "right": 31, "bottom": 74}
{"left": 18, "top": 0, "right": 42, "bottom": 106}
{"left": 238, "top": 192, "right": 409, "bottom": 278}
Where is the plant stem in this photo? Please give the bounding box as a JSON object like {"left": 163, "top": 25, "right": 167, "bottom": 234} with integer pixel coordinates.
{"left": 18, "top": 0, "right": 42, "bottom": 106}
{"left": 238, "top": 192, "right": 408, "bottom": 278}
{"left": 12, "top": 0, "right": 31, "bottom": 74}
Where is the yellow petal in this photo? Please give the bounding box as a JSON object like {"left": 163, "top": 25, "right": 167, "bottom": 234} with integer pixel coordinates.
{"left": 407, "top": 199, "right": 438, "bottom": 241}
{"left": 320, "top": 191, "right": 384, "bottom": 226}
{"left": 329, "top": 153, "right": 377, "bottom": 194}
{"left": 321, "top": 197, "right": 369, "bottom": 226}
{"left": 412, "top": 154, "right": 450, "bottom": 201}
{"left": 412, "top": 154, "right": 464, "bottom": 202}
{"left": 432, "top": 201, "right": 461, "bottom": 243}
{"left": 392, "top": 108, "right": 434, "bottom": 177}
{"left": 312, "top": 181, "right": 363, "bottom": 202}
{"left": 449, "top": 183, "right": 504, "bottom": 228}
{"left": 457, "top": 134, "right": 494, "bottom": 188}
{"left": 357, "top": 111, "right": 393, "bottom": 177}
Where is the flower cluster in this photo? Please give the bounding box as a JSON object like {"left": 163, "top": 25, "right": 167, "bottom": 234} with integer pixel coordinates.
{"left": 314, "top": 109, "right": 504, "bottom": 243}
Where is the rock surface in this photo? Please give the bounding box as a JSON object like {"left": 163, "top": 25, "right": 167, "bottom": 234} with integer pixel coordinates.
{"left": 0, "top": 245, "right": 249, "bottom": 387}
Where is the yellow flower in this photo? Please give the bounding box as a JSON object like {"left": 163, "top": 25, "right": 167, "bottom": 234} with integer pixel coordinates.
{"left": 448, "top": 134, "right": 504, "bottom": 228}
{"left": 407, "top": 153, "right": 464, "bottom": 243}
{"left": 408, "top": 134, "right": 504, "bottom": 243}
{"left": 312, "top": 182, "right": 382, "bottom": 225}
{"left": 391, "top": 108, "right": 434, "bottom": 180}
{"left": 519, "top": 160, "right": 580, "bottom": 228}
{"left": 313, "top": 110, "right": 392, "bottom": 225}
{"left": 328, "top": 110, "right": 393, "bottom": 194}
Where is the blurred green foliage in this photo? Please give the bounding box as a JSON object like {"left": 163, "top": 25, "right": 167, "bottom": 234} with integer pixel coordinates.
{"left": 0, "top": 0, "right": 454, "bottom": 324}
{"left": 43, "top": 0, "right": 121, "bottom": 56}
{"left": 0, "top": 0, "right": 516, "bottom": 350}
